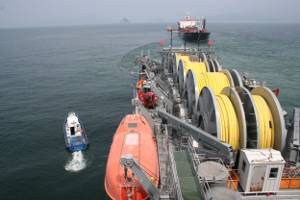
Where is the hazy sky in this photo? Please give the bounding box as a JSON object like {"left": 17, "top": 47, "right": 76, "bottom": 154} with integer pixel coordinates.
{"left": 0, "top": 0, "right": 300, "bottom": 28}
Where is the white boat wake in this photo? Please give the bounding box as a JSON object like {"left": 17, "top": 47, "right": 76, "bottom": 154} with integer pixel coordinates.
{"left": 65, "top": 151, "right": 87, "bottom": 172}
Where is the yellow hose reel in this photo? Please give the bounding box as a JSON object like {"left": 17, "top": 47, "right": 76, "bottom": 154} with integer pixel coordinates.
{"left": 172, "top": 54, "right": 286, "bottom": 151}
{"left": 235, "top": 86, "right": 286, "bottom": 150}
{"left": 251, "top": 87, "right": 286, "bottom": 150}
{"left": 178, "top": 57, "right": 207, "bottom": 97}
{"left": 186, "top": 70, "right": 234, "bottom": 118}
{"left": 196, "top": 87, "right": 246, "bottom": 150}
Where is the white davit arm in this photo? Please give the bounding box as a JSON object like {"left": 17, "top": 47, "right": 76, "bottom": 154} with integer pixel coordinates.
{"left": 120, "top": 155, "right": 160, "bottom": 200}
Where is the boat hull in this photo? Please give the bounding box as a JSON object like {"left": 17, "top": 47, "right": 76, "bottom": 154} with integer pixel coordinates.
{"left": 63, "top": 114, "right": 89, "bottom": 153}
{"left": 179, "top": 31, "right": 210, "bottom": 42}
{"left": 105, "top": 114, "right": 159, "bottom": 200}
{"left": 66, "top": 143, "right": 88, "bottom": 152}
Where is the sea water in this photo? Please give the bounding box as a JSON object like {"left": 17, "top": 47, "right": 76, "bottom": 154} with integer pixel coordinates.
{"left": 0, "top": 23, "right": 300, "bottom": 200}
{"left": 65, "top": 151, "right": 87, "bottom": 172}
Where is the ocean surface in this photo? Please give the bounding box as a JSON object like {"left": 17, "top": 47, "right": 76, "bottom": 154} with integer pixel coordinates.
{"left": 0, "top": 23, "right": 299, "bottom": 200}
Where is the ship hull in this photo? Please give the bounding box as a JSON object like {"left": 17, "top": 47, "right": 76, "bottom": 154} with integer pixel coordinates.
{"left": 104, "top": 114, "right": 159, "bottom": 200}
{"left": 179, "top": 31, "right": 210, "bottom": 42}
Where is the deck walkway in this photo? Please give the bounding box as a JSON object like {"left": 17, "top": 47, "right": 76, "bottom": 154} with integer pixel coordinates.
{"left": 173, "top": 151, "right": 203, "bottom": 200}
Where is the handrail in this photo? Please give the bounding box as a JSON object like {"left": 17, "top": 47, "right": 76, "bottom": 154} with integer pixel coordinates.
{"left": 168, "top": 144, "right": 184, "bottom": 200}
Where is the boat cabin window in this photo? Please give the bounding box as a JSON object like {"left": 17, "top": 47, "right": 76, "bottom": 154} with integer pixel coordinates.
{"left": 70, "top": 127, "right": 75, "bottom": 136}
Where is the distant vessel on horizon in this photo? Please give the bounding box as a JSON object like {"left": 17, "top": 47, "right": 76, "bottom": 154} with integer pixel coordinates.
{"left": 177, "top": 16, "right": 210, "bottom": 42}
{"left": 120, "top": 17, "right": 130, "bottom": 24}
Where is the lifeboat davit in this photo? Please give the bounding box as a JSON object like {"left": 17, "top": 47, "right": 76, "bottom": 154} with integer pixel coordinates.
{"left": 105, "top": 114, "right": 160, "bottom": 200}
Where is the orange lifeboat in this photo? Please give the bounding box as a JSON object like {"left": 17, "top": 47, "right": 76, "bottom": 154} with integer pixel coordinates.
{"left": 105, "top": 114, "right": 160, "bottom": 200}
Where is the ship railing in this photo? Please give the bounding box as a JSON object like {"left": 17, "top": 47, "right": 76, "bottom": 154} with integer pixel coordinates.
{"left": 160, "top": 47, "right": 222, "bottom": 70}
{"left": 238, "top": 190, "right": 300, "bottom": 200}
{"left": 183, "top": 135, "right": 240, "bottom": 199}
{"left": 199, "top": 177, "right": 214, "bottom": 200}
{"left": 161, "top": 47, "right": 214, "bottom": 56}
{"left": 178, "top": 136, "right": 213, "bottom": 199}
{"left": 168, "top": 143, "right": 184, "bottom": 200}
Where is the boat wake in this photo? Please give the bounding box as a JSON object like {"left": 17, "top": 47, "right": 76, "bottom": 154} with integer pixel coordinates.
{"left": 64, "top": 151, "right": 87, "bottom": 172}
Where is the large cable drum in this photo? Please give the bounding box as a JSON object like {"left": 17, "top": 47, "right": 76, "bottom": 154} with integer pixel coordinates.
{"left": 211, "top": 58, "right": 222, "bottom": 72}
{"left": 172, "top": 53, "right": 178, "bottom": 82}
{"left": 178, "top": 59, "right": 207, "bottom": 98}
{"left": 185, "top": 67, "right": 207, "bottom": 117}
{"left": 196, "top": 71, "right": 233, "bottom": 94}
{"left": 232, "top": 86, "right": 286, "bottom": 150}
{"left": 251, "top": 87, "right": 287, "bottom": 150}
{"left": 236, "top": 87, "right": 259, "bottom": 149}
{"left": 172, "top": 53, "right": 180, "bottom": 83}
{"left": 199, "top": 52, "right": 207, "bottom": 63}
{"left": 195, "top": 87, "right": 247, "bottom": 150}
{"left": 229, "top": 69, "right": 243, "bottom": 87}
{"left": 204, "top": 57, "right": 222, "bottom": 72}
{"left": 173, "top": 53, "right": 189, "bottom": 84}
{"left": 196, "top": 53, "right": 223, "bottom": 72}
{"left": 186, "top": 70, "right": 234, "bottom": 118}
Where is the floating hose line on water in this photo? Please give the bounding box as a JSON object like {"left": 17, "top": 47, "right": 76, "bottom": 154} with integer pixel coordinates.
{"left": 216, "top": 94, "right": 240, "bottom": 150}
{"left": 252, "top": 95, "right": 274, "bottom": 148}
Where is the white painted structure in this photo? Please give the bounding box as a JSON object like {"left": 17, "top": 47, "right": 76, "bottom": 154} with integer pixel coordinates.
{"left": 178, "top": 16, "right": 203, "bottom": 29}
{"left": 178, "top": 20, "right": 196, "bottom": 29}
{"left": 66, "top": 112, "right": 82, "bottom": 137}
{"left": 238, "top": 149, "right": 285, "bottom": 193}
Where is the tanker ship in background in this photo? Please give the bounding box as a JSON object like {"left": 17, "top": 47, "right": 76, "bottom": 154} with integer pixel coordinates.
{"left": 178, "top": 16, "right": 210, "bottom": 42}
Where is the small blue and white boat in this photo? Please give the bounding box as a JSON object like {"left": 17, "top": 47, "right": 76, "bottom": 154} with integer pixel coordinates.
{"left": 64, "top": 112, "right": 89, "bottom": 152}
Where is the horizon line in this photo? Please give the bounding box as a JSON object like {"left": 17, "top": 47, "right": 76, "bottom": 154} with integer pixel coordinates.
{"left": 1, "top": 20, "right": 300, "bottom": 30}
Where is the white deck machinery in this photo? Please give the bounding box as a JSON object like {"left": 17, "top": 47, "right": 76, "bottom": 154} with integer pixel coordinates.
{"left": 127, "top": 41, "right": 300, "bottom": 199}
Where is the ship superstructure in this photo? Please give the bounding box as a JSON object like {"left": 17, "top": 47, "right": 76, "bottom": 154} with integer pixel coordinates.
{"left": 177, "top": 16, "right": 210, "bottom": 42}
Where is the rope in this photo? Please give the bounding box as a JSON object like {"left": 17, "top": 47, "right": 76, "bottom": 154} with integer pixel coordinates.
{"left": 252, "top": 95, "right": 274, "bottom": 148}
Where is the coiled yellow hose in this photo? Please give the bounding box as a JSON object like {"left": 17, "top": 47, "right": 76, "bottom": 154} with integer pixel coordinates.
{"left": 176, "top": 54, "right": 207, "bottom": 76}
{"left": 181, "top": 57, "right": 242, "bottom": 150}
{"left": 175, "top": 53, "right": 181, "bottom": 67}
{"left": 216, "top": 94, "right": 240, "bottom": 150}
{"left": 189, "top": 64, "right": 207, "bottom": 95}
{"left": 252, "top": 95, "right": 274, "bottom": 148}
{"left": 184, "top": 60, "right": 207, "bottom": 76}
{"left": 176, "top": 54, "right": 190, "bottom": 71}
{"left": 189, "top": 61, "right": 207, "bottom": 73}
{"left": 197, "top": 72, "right": 231, "bottom": 95}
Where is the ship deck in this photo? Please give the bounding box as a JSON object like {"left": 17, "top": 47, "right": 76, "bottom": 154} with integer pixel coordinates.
{"left": 173, "top": 151, "right": 203, "bottom": 200}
